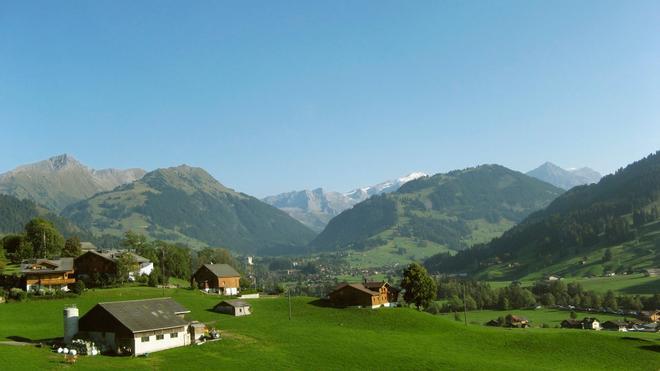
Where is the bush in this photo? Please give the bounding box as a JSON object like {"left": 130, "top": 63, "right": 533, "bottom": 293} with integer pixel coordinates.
{"left": 542, "top": 323, "right": 550, "bottom": 328}
{"left": 425, "top": 302, "right": 443, "bottom": 315}
{"left": 71, "top": 280, "right": 85, "bottom": 295}
{"left": 9, "top": 288, "right": 27, "bottom": 302}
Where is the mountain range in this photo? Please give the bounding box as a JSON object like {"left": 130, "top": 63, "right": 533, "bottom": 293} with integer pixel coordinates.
{"left": 0, "top": 154, "right": 145, "bottom": 211}
{"left": 310, "top": 165, "right": 564, "bottom": 264}
{"left": 263, "top": 172, "right": 427, "bottom": 231}
{"left": 526, "top": 162, "right": 601, "bottom": 190}
{"left": 426, "top": 151, "right": 660, "bottom": 280}
{"left": 61, "top": 165, "right": 316, "bottom": 254}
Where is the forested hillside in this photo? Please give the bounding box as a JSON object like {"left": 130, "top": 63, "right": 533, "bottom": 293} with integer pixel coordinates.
{"left": 426, "top": 151, "right": 660, "bottom": 280}
{"left": 63, "top": 165, "right": 316, "bottom": 254}
{"left": 310, "top": 165, "right": 563, "bottom": 261}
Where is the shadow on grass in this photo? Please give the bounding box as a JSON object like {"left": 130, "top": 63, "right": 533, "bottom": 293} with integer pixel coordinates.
{"left": 639, "top": 345, "right": 660, "bottom": 353}
{"left": 619, "top": 278, "right": 660, "bottom": 295}
{"left": 308, "top": 299, "right": 338, "bottom": 308}
{"left": 7, "top": 335, "right": 61, "bottom": 345}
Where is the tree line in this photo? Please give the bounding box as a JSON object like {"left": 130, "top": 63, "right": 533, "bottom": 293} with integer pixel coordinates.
{"left": 431, "top": 277, "right": 660, "bottom": 313}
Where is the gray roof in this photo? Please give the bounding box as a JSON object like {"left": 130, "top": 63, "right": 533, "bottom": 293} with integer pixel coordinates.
{"left": 20, "top": 257, "right": 74, "bottom": 274}
{"left": 203, "top": 263, "right": 240, "bottom": 277}
{"left": 80, "top": 249, "right": 151, "bottom": 264}
{"left": 216, "top": 300, "right": 250, "bottom": 308}
{"left": 96, "top": 298, "right": 189, "bottom": 333}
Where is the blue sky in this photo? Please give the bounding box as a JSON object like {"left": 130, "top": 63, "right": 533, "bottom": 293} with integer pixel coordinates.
{"left": 1, "top": 1, "right": 659, "bottom": 197}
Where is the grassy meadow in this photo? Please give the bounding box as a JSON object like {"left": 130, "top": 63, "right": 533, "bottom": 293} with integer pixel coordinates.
{"left": 0, "top": 287, "right": 659, "bottom": 370}
{"left": 486, "top": 273, "right": 660, "bottom": 296}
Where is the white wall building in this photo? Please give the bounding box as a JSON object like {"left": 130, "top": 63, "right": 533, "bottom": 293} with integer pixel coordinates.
{"left": 76, "top": 298, "right": 193, "bottom": 355}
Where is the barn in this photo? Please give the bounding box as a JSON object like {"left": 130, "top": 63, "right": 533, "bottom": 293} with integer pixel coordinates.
{"left": 327, "top": 281, "right": 399, "bottom": 308}
{"left": 191, "top": 263, "right": 241, "bottom": 295}
{"left": 213, "top": 300, "right": 252, "bottom": 316}
{"left": 76, "top": 298, "right": 192, "bottom": 356}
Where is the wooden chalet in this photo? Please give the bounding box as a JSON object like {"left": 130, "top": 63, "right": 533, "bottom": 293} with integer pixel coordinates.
{"left": 581, "top": 317, "right": 601, "bottom": 330}
{"left": 505, "top": 315, "right": 529, "bottom": 328}
{"left": 74, "top": 250, "right": 153, "bottom": 283}
{"left": 77, "top": 298, "right": 191, "bottom": 356}
{"left": 20, "top": 257, "right": 75, "bottom": 292}
{"left": 639, "top": 310, "right": 660, "bottom": 323}
{"left": 601, "top": 320, "right": 628, "bottom": 332}
{"left": 213, "top": 300, "right": 252, "bottom": 316}
{"left": 327, "top": 281, "right": 399, "bottom": 308}
{"left": 191, "top": 264, "right": 241, "bottom": 295}
{"left": 561, "top": 319, "right": 582, "bottom": 329}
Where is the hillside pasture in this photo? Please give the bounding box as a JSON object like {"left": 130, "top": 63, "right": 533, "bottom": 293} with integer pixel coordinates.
{"left": 0, "top": 287, "right": 658, "bottom": 370}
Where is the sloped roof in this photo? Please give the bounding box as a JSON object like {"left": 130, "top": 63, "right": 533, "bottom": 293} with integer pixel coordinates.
{"left": 77, "top": 249, "right": 151, "bottom": 264}
{"left": 331, "top": 283, "right": 380, "bottom": 296}
{"left": 216, "top": 300, "right": 251, "bottom": 308}
{"left": 94, "top": 298, "right": 189, "bottom": 333}
{"left": 21, "top": 257, "right": 74, "bottom": 274}
{"left": 203, "top": 263, "right": 240, "bottom": 277}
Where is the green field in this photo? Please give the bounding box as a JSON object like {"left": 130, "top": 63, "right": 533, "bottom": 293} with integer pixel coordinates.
{"left": 0, "top": 287, "right": 658, "bottom": 370}
{"left": 487, "top": 274, "right": 660, "bottom": 296}
{"left": 448, "top": 308, "right": 644, "bottom": 328}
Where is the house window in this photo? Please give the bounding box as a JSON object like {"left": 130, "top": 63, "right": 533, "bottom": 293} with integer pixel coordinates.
{"left": 156, "top": 334, "right": 164, "bottom": 340}
{"left": 141, "top": 336, "right": 149, "bottom": 343}
{"left": 170, "top": 332, "right": 178, "bottom": 338}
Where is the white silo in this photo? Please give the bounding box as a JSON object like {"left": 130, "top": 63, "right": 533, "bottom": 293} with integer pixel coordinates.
{"left": 63, "top": 305, "right": 79, "bottom": 344}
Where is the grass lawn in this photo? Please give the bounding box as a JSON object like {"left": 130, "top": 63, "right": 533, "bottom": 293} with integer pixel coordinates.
{"left": 0, "top": 287, "right": 659, "bottom": 370}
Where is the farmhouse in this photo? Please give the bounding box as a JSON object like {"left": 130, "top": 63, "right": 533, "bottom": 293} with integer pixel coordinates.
{"left": 214, "top": 300, "right": 252, "bottom": 316}
{"left": 639, "top": 310, "right": 660, "bottom": 322}
{"left": 560, "top": 319, "right": 582, "bottom": 329}
{"left": 581, "top": 317, "right": 601, "bottom": 330}
{"left": 74, "top": 250, "right": 153, "bottom": 283}
{"left": 21, "top": 257, "right": 75, "bottom": 292}
{"left": 601, "top": 320, "right": 628, "bottom": 332}
{"left": 327, "top": 281, "right": 399, "bottom": 308}
{"left": 644, "top": 268, "right": 659, "bottom": 277}
{"left": 191, "top": 263, "right": 241, "bottom": 295}
{"left": 505, "top": 315, "right": 529, "bottom": 328}
{"left": 76, "top": 298, "right": 192, "bottom": 356}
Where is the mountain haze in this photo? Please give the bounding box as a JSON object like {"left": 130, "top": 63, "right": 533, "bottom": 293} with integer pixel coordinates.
{"left": 0, "top": 154, "right": 145, "bottom": 211}
{"left": 62, "top": 165, "right": 316, "bottom": 254}
{"left": 526, "top": 162, "right": 601, "bottom": 190}
{"left": 263, "top": 172, "right": 427, "bottom": 231}
{"left": 310, "top": 165, "right": 563, "bottom": 262}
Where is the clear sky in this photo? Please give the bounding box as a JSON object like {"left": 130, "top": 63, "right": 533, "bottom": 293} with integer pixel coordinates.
{"left": 1, "top": 1, "right": 659, "bottom": 197}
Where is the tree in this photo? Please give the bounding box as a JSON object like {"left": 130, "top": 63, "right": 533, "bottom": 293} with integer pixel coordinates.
{"left": 121, "top": 230, "right": 148, "bottom": 251}
{"left": 602, "top": 248, "right": 613, "bottom": 263}
{"left": 604, "top": 290, "right": 618, "bottom": 310}
{"left": 401, "top": 263, "right": 437, "bottom": 310}
{"left": 570, "top": 310, "right": 577, "bottom": 319}
{"left": 24, "top": 218, "right": 64, "bottom": 258}
{"left": 115, "top": 251, "right": 138, "bottom": 284}
{"left": 62, "top": 236, "right": 82, "bottom": 257}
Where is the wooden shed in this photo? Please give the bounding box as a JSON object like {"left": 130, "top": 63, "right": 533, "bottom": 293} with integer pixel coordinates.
{"left": 213, "top": 300, "right": 251, "bottom": 316}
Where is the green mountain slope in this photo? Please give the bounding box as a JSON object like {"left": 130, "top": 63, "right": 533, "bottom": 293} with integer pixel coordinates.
{"left": 0, "top": 194, "right": 85, "bottom": 237}
{"left": 62, "top": 165, "right": 316, "bottom": 254}
{"left": 425, "top": 151, "right": 660, "bottom": 280}
{"left": 310, "top": 165, "right": 563, "bottom": 263}
{"left": 0, "top": 154, "right": 145, "bottom": 211}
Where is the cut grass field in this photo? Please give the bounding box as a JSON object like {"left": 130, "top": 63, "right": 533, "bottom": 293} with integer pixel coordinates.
{"left": 1, "top": 287, "right": 659, "bottom": 370}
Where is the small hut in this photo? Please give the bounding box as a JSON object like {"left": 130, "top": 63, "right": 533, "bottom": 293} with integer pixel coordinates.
{"left": 213, "top": 300, "right": 251, "bottom": 317}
